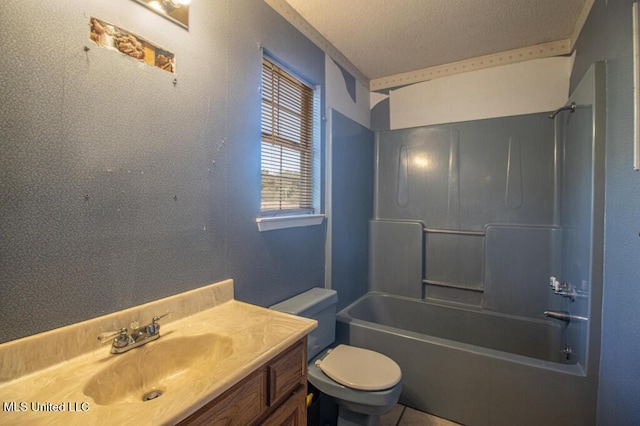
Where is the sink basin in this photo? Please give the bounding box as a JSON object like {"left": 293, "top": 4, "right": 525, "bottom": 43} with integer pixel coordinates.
{"left": 83, "top": 333, "right": 233, "bottom": 406}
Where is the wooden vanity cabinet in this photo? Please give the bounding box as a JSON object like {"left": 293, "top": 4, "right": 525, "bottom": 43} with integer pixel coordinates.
{"left": 179, "top": 337, "right": 307, "bottom": 426}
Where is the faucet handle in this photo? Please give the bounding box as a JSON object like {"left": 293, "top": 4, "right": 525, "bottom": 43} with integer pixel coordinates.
{"left": 97, "top": 328, "right": 128, "bottom": 344}
{"left": 145, "top": 312, "right": 171, "bottom": 337}
{"left": 152, "top": 311, "right": 172, "bottom": 324}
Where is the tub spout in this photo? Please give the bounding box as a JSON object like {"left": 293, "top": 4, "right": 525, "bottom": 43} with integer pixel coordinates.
{"left": 543, "top": 310, "right": 571, "bottom": 324}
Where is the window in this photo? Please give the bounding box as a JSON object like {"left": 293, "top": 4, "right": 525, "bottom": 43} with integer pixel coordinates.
{"left": 261, "top": 57, "right": 315, "bottom": 216}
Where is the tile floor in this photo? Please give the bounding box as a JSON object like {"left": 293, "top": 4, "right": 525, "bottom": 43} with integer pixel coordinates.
{"left": 380, "top": 404, "right": 462, "bottom": 426}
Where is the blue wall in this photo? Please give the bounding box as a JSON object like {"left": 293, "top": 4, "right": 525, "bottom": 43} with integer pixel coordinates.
{"left": 0, "top": 0, "right": 325, "bottom": 343}
{"left": 572, "top": 1, "right": 640, "bottom": 424}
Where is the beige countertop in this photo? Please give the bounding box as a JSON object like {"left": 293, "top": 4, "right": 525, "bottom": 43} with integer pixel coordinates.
{"left": 0, "top": 280, "right": 317, "bottom": 425}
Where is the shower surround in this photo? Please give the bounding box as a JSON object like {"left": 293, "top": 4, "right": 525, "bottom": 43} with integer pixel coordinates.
{"left": 336, "top": 64, "right": 605, "bottom": 425}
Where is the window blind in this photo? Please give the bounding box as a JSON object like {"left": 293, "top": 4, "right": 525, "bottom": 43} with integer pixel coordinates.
{"left": 261, "top": 57, "right": 314, "bottom": 214}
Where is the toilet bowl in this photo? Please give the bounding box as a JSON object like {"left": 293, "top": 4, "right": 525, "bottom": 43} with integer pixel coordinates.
{"left": 309, "top": 345, "right": 402, "bottom": 425}
{"left": 270, "top": 288, "right": 402, "bottom": 426}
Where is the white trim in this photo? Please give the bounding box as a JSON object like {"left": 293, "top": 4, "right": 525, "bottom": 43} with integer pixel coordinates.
{"left": 371, "top": 39, "right": 572, "bottom": 91}
{"left": 256, "top": 214, "right": 325, "bottom": 232}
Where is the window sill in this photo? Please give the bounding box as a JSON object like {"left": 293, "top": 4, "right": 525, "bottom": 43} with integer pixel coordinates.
{"left": 256, "top": 214, "right": 325, "bottom": 232}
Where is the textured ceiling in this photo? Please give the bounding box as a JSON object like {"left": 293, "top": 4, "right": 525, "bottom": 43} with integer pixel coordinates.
{"left": 284, "top": 0, "right": 591, "bottom": 81}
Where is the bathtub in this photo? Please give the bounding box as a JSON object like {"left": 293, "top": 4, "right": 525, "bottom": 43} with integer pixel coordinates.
{"left": 336, "top": 292, "right": 597, "bottom": 426}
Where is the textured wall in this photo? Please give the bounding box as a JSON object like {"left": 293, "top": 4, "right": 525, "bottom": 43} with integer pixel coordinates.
{"left": 572, "top": 1, "right": 640, "bottom": 424}
{"left": 0, "top": 0, "right": 326, "bottom": 343}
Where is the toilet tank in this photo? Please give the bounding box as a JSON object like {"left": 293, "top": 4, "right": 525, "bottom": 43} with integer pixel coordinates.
{"left": 270, "top": 287, "right": 337, "bottom": 361}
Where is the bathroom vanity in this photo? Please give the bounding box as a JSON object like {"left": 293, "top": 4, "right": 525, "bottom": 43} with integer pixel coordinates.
{"left": 0, "top": 280, "right": 316, "bottom": 425}
{"left": 179, "top": 338, "right": 307, "bottom": 425}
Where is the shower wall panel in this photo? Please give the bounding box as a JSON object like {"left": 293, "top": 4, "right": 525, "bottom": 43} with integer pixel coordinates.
{"left": 331, "top": 110, "right": 374, "bottom": 311}
{"left": 484, "top": 225, "right": 562, "bottom": 319}
{"left": 376, "top": 114, "right": 556, "bottom": 230}
{"left": 374, "top": 113, "right": 557, "bottom": 311}
{"left": 369, "top": 220, "right": 423, "bottom": 299}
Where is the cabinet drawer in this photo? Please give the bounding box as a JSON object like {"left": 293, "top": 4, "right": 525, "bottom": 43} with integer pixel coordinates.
{"left": 179, "top": 369, "right": 266, "bottom": 426}
{"left": 267, "top": 340, "right": 306, "bottom": 406}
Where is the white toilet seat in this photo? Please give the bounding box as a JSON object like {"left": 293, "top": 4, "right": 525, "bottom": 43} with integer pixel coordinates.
{"left": 315, "top": 344, "right": 402, "bottom": 391}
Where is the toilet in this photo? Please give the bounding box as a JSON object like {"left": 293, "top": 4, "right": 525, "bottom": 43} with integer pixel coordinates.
{"left": 270, "top": 288, "right": 402, "bottom": 426}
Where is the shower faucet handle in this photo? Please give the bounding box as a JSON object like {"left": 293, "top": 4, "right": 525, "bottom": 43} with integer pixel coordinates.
{"left": 549, "top": 277, "right": 578, "bottom": 302}
{"left": 550, "top": 276, "right": 564, "bottom": 292}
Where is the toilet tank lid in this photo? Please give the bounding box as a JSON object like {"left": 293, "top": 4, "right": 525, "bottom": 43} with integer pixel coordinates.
{"left": 270, "top": 287, "right": 337, "bottom": 316}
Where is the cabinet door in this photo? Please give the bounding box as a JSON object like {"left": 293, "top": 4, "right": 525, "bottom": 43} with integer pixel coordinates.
{"left": 262, "top": 385, "right": 307, "bottom": 426}
{"left": 268, "top": 340, "right": 306, "bottom": 406}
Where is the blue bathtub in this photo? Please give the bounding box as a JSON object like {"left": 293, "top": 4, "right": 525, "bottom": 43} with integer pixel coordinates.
{"left": 336, "top": 292, "right": 597, "bottom": 426}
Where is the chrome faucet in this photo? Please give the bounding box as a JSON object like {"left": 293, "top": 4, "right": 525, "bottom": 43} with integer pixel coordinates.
{"left": 98, "top": 312, "right": 171, "bottom": 354}
{"left": 548, "top": 276, "right": 589, "bottom": 302}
